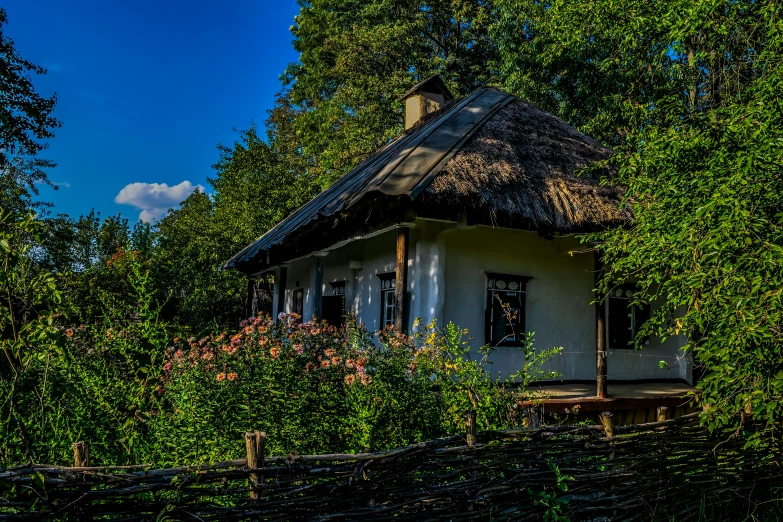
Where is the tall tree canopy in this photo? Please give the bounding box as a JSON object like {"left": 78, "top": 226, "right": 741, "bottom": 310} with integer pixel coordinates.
{"left": 0, "top": 7, "right": 60, "bottom": 211}
{"left": 283, "top": 0, "right": 499, "bottom": 187}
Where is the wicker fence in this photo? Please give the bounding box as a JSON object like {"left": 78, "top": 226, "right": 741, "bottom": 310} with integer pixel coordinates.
{"left": 2, "top": 411, "right": 782, "bottom": 521}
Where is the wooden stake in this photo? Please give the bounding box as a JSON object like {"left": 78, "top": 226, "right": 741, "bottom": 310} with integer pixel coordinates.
{"left": 465, "top": 410, "right": 478, "bottom": 510}
{"left": 656, "top": 406, "right": 669, "bottom": 423}
{"left": 600, "top": 411, "right": 614, "bottom": 439}
{"left": 73, "top": 441, "right": 90, "bottom": 467}
{"left": 465, "top": 410, "right": 477, "bottom": 447}
{"left": 394, "top": 227, "right": 409, "bottom": 332}
{"left": 245, "top": 431, "right": 265, "bottom": 500}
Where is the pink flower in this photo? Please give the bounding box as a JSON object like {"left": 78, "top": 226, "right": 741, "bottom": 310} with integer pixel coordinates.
{"left": 163, "top": 362, "right": 172, "bottom": 372}
{"left": 174, "top": 350, "right": 184, "bottom": 359}
{"left": 293, "top": 344, "right": 304, "bottom": 355}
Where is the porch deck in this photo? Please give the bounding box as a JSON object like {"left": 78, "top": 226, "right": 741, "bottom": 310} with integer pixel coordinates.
{"left": 525, "top": 382, "right": 700, "bottom": 424}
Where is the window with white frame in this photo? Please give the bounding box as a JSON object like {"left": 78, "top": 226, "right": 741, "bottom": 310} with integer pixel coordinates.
{"left": 377, "top": 273, "right": 396, "bottom": 329}
{"left": 485, "top": 273, "right": 531, "bottom": 346}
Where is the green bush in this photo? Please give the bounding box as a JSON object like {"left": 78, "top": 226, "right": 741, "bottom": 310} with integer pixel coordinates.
{"left": 149, "top": 315, "right": 560, "bottom": 464}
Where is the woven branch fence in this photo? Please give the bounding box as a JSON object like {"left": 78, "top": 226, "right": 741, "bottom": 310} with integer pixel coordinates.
{"left": 2, "top": 411, "right": 782, "bottom": 521}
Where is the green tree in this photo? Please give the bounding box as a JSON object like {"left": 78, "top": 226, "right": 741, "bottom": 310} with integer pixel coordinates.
{"left": 0, "top": 7, "right": 61, "bottom": 212}
{"left": 0, "top": 210, "right": 65, "bottom": 462}
{"left": 284, "top": 0, "right": 499, "bottom": 187}
{"left": 565, "top": 2, "right": 783, "bottom": 431}
{"left": 492, "top": 0, "right": 768, "bottom": 145}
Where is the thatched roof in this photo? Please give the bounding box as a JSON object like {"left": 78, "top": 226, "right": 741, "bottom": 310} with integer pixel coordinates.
{"left": 423, "top": 97, "right": 627, "bottom": 230}
{"left": 225, "top": 87, "right": 628, "bottom": 272}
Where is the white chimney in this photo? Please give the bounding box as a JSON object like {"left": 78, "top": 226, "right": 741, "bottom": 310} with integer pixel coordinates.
{"left": 399, "top": 75, "right": 454, "bottom": 130}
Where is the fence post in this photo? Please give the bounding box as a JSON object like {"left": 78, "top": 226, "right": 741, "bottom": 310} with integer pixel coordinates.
{"left": 73, "top": 441, "right": 90, "bottom": 467}
{"left": 465, "top": 410, "right": 477, "bottom": 447}
{"left": 656, "top": 406, "right": 669, "bottom": 423}
{"left": 245, "top": 431, "right": 265, "bottom": 500}
{"left": 465, "top": 410, "right": 478, "bottom": 511}
{"left": 599, "top": 412, "right": 614, "bottom": 439}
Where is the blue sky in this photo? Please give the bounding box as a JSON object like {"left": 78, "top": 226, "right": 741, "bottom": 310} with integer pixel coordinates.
{"left": 4, "top": 0, "right": 301, "bottom": 222}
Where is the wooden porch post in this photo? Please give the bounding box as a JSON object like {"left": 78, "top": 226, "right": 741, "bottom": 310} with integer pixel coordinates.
{"left": 246, "top": 279, "right": 256, "bottom": 319}
{"left": 312, "top": 253, "right": 326, "bottom": 321}
{"left": 595, "top": 252, "right": 608, "bottom": 399}
{"left": 395, "top": 226, "right": 410, "bottom": 332}
{"left": 275, "top": 265, "right": 288, "bottom": 323}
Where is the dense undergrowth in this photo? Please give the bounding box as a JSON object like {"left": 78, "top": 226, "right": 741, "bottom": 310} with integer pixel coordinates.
{"left": 1, "top": 220, "right": 559, "bottom": 466}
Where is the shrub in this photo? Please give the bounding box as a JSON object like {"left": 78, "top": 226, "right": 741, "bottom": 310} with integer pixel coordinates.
{"left": 150, "top": 314, "right": 561, "bottom": 464}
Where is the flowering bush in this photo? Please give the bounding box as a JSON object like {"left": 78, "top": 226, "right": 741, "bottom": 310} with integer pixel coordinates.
{"left": 150, "top": 314, "right": 561, "bottom": 464}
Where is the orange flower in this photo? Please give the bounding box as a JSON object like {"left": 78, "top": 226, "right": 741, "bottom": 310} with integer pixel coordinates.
{"left": 320, "top": 359, "right": 330, "bottom": 368}
{"left": 344, "top": 374, "right": 356, "bottom": 385}
{"left": 345, "top": 358, "right": 355, "bottom": 369}
{"left": 216, "top": 373, "right": 226, "bottom": 382}
{"left": 258, "top": 338, "right": 268, "bottom": 347}
{"left": 244, "top": 326, "right": 254, "bottom": 334}
{"left": 324, "top": 348, "right": 335, "bottom": 357}
{"left": 360, "top": 374, "right": 371, "bottom": 386}
{"left": 270, "top": 347, "right": 280, "bottom": 359}
{"left": 357, "top": 357, "right": 368, "bottom": 367}
{"left": 65, "top": 329, "right": 73, "bottom": 338}
{"left": 227, "top": 372, "right": 237, "bottom": 381}
{"left": 331, "top": 356, "right": 341, "bottom": 365}
{"left": 258, "top": 325, "right": 267, "bottom": 333}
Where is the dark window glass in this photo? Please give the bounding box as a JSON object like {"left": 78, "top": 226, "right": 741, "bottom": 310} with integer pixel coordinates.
{"left": 322, "top": 296, "right": 345, "bottom": 327}
{"left": 607, "top": 285, "right": 651, "bottom": 350}
{"left": 485, "top": 273, "right": 530, "bottom": 346}
{"left": 322, "top": 281, "right": 347, "bottom": 327}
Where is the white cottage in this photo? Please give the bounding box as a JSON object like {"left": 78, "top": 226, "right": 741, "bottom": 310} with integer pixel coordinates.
{"left": 225, "top": 78, "right": 694, "bottom": 409}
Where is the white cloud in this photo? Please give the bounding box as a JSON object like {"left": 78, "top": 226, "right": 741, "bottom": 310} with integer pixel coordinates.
{"left": 115, "top": 180, "right": 204, "bottom": 222}
{"left": 52, "top": 181, "right": 71, "bottom": 188}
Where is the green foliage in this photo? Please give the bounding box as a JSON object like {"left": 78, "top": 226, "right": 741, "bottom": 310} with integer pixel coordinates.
{"left": 0, "top": 220, "right": 171, "bottom": 465}
{"left": 0, "top": 8, "right": 61, "bottom": 212}
{"left": 527, "top": 460, "right": 573, "bottom": 522}
{"left": 0, "top": 209, "right": 65, "bottom": 462}
{"left": 581, "top": 3, "right": 783, "bottom": 433}
{"left": 284, "top": 0, "right": 499, "bottom": 187}
{"left": 151, "top": 315, "right": 558, "bottom": 464}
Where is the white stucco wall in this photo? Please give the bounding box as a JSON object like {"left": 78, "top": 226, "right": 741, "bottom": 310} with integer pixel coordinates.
{"left": 272, "top": 222, "right": 691, "bottom": 383}
{"left": 441, "top": 226, "right": 690, "bottom": 383}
